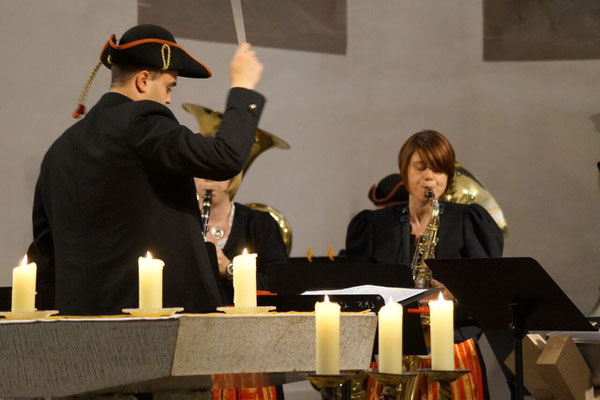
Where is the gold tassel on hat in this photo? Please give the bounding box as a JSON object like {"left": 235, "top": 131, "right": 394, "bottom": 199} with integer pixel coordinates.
{"left": 72, "top": 61, "right": 102, "bottom": 118}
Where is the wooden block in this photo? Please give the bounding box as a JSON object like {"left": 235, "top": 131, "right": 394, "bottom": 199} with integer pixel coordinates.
{"left": 536, "top": 335, "right": 593, "bottom": 400}
{"left": 504, "top": 333, "right": 555, "bottom": 399}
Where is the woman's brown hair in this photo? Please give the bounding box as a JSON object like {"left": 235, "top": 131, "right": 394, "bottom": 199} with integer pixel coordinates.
{"left": 398, "top": 130, "right": 456, "bottom": 194}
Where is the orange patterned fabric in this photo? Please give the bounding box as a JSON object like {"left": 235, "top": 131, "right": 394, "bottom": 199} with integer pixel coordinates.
{"left": 212, "top": 387, "right": 277, "bottom": 400}
{"left": 367, "top": 339, "right": 485, "bottom": 400}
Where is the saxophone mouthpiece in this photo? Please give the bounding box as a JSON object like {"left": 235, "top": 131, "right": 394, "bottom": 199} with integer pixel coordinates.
{"left": 425, "top": 188, "right": 435, "bottom": 200}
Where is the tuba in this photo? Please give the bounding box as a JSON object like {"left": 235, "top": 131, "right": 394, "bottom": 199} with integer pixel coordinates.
{"left": 182, "top": 103, "right": 293, "bottom": 254}
{"left": 411, "top": 188, "right": 439, "bottom": 288}
{"left": 445, "top": 162, "right": 508, "bottom": 237}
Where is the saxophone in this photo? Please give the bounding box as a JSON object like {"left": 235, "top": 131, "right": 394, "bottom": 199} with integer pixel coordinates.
{"left": 201, "top": 189, "right": 213, "bottom": 240}
{"left": 411, "top": 188, "right": 440, "bottom": 288}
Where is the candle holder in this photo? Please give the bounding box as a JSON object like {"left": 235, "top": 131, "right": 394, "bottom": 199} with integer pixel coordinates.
{"left": 365, "top": 370, "right": 418, "bottom": 400}
{"left": 302, "top": 372, "right": 356, "bottom": 400}
{"left": 122, "top": 307, "right": 183, "bottom": 317}
{"left": 216, "top": 305, "right": 276, "bottom": 314}
{"left": 418, "top": 369, "right": 470, "bottom": 400}
{"left": 0, "top": 309, "right": 58, "bottom": 320}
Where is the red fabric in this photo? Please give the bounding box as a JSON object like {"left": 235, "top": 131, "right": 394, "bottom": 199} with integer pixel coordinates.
{"left": 72, "top": 104, "right": 85, "bottom": 119}
{"left": 367, "top": 339, "right": 485, "bottom": 400}
{"left": 212, "top": 387, "right": 277, "bottom": 400}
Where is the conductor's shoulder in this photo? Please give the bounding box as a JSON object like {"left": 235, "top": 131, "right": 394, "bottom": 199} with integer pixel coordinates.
{"left": 132, "top": 100, "right": 177, "bottom": 120}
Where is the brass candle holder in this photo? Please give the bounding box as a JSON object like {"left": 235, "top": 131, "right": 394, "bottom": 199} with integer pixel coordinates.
{"left": 365, "top": 370, "right": 418, "bottom": 400}
{"left": 418, "top": 369, "right": 470, "bottom": 400}
{"left": 302, "top": 372, "right": 356, "bottom": 400}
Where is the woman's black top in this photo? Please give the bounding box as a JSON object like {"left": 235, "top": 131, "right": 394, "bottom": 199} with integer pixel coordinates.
{"left": 220, "top": 203, "right": 288, "bottom": 303}
{"left": 345, "top": 201, "right": 503, "bottom": 264}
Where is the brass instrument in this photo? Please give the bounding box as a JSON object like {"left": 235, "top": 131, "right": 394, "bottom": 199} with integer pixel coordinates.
{"left": 200, "top": 189, "right": 212, "bottom": 240}
{"left": 411, "top": 189, "right": 439, "bottom": 289}
{"left": 183, "top": 103, "right": 293, "bottom": 253}
{"left": 445, "top": 162, "right": 508, "bottom": 237}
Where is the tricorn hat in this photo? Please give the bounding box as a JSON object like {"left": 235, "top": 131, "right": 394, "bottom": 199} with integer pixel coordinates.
{"left": 73, "top": 24, "right": 211, "bottom": 118}
{"left": 368, "top": 173, "right": 409, "bottom": 206}
{"left": 100, "top": 24, "right": 211, "bottom": 78}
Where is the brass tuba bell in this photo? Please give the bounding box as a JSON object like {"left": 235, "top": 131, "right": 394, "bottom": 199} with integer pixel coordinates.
{"left": 444, "top": 162, "right": 508, "bottom": 237}
{"left": 182, "top": 103, "right": 293, "bottom": 253}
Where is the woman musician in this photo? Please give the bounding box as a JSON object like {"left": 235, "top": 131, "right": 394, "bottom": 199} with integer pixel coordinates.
{"left": 346, "top": 130, "right": 503, "bottom": 400}
{"left": 346, "top": 130, "right": 503, "bottom": 296}
{"left": 194, "top": 176, "right": 288, "bottom": 304}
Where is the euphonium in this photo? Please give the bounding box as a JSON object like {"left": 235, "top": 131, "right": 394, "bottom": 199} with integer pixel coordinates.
{"left": 411, "top": 188, "right": 440, "bottom": 288}
{"left": 201, "top": 189, "right": 213, "bottom": 240}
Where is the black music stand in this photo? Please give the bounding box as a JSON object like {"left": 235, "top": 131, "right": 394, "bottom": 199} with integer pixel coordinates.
{"left": 426, "top": 257, "right": 597, "bottom": 400}
{"left": 265, "top": 262, "right": 414, "bottom": 294}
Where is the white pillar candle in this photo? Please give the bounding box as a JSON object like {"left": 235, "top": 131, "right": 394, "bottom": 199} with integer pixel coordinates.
{"left": 11, "top": 255, "right": 37, "bottom": 312}
{"left": 233, "top": 248, "right": 257, "bottom": 308}
{"left": 138, "top": 251, "right": 164, "bottom": 310}
{"left": 430, "top": 292, "right": 455, "bottom": 370}
{"left": 378, "top": 299, "right": 403, "bottom": 374}
{"left": 315, "top": 295, "right": 341, "bottom": 375}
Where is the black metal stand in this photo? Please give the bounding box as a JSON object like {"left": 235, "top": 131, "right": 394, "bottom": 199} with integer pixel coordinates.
{"left": 509, "top": 301, "right": 525, "bottom": 400}
{"left": 425, "top": 257, "right": 596, "bottom": 400}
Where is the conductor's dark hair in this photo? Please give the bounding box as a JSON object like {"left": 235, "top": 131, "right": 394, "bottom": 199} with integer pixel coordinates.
{"left": 110, "top": 64, "right": 161, "bottom": 88}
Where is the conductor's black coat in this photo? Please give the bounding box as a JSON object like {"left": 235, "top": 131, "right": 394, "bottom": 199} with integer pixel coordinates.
{"left": 28, "top": 88, "right": 265, "bottom": 315}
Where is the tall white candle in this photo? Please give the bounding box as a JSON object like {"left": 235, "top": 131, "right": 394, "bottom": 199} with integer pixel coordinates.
{"left": 378, "top": 299, "right": 403, "bottom": 374}
{"left": 11, "top": 255, "right": 37, "bottom": 312}
{"left": 138, "top": 251, "right": 164, "bottom": 310}
{"left": 233, "top": 248, "right": 257, "bottom": 308}
{"left": 430, "top": 292, "right": 455, "bottom": 370}
{"left": 315, "top": 295, "right": 341, "bottom": 375}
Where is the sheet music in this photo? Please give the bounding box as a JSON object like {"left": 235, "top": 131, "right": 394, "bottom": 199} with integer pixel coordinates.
{"left": 302, "top": 285, "right": 428, "bottom": 304}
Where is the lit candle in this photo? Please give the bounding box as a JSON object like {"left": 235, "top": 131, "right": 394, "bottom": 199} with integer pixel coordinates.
{"left": 233, "top": 248, "right": 257, "bottom": 308}
{"left": 315, "top": 295, "right": 341, "bottom": 375}
{"left": 12, "top": 255, "right": 37, "bottom": 312}
{"left": 378, "top": 298, "right": 403, "bottom": 373}
{"left": 138, "top": 251, "right": 164, "bottom": 310}
{"left": 429, "top": 292, "right": 455, "bottom": 370}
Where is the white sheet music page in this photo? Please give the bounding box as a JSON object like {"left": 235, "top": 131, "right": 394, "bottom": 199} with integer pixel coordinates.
{"left": 302, "top": 285, "right": 427, "bottom": 304}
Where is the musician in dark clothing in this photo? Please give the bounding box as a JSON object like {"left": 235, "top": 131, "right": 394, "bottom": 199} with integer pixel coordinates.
{"left": 346, "top": 130, "right": 502, "bottom": 399}
{"left": 27, "top": 24, "right": 265, "bottom": 315}
{"left": 195, "top": 178, "right": 288, "bottom": 304}
{"left": 346, "top": 130, "right": 503, "bottom": 299}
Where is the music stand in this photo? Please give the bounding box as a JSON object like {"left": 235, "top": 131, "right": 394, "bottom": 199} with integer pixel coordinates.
{"left": 265, "top": 262, "right": 414, "bottom": 294}
{"left": 426, "top": 257, "right": 597, "bottom": 400}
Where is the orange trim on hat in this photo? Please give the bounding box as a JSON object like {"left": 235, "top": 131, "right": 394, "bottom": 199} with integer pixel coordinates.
{"left": 100, "top": 33, "right": 212, "bottom": 76}
{"left": 370, "top": 180, "right": 405, "bottom": 204}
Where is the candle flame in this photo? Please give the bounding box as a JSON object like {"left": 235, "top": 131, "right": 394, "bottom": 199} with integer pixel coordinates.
{"left": 146, "top": 251, "right": 153, "bottom": 260}
{"left": 324, "top": 295, "right": 330, "bottom": 303}
{"left": 242, "top": 248, "right": 248, "bottom": 255}
{"left": 438, "top": 292, "right": 445, "bottom": 301}
{"left": 21, "top": 255, "right": 28, "bottom": 266}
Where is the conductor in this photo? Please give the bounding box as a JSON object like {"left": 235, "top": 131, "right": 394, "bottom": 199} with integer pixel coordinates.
{"left": 28, "top": 24, "right": 265, "bottom": 315}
